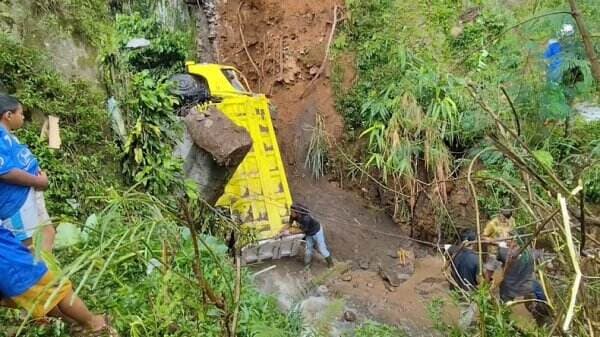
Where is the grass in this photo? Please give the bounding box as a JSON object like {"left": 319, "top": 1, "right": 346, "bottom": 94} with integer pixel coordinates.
{"left": 305, "top": 113, "right": 330, "bottom": 180}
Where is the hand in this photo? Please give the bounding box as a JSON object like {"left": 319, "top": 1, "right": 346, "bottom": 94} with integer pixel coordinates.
{"left": 35, "top": 171, "right": 49, "bottom": 191}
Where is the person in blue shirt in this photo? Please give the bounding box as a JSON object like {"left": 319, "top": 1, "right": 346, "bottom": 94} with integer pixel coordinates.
{"left": 0, "top": 94, "right": 55, "bottom": 251}
{"left": 0, "top": 226, "right": 116, "bottom": 334}
{"left": 0, "top": 94, "right": 116, "bottom": 335}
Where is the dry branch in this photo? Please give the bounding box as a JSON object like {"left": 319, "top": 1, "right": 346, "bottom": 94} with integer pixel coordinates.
{"left": 237, "top": 1, "right": 261, "bottom": 91}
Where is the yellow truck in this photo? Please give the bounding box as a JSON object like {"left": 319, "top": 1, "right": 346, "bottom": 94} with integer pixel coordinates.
{"left": 181, "top": 62, "right": 303, "bottom": 263}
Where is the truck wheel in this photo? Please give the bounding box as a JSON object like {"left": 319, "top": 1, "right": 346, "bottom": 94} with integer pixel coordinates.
{"left": 169, "top": 73, "right": 210, "bottom": 108}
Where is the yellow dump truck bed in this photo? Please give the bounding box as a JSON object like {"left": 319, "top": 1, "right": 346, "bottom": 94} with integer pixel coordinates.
{"left": 186, "top": 62, "right": 293, "bottom": 241}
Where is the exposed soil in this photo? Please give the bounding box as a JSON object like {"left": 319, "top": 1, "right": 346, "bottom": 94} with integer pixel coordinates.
{"left": 216, "top": 0, "right": 344, "bottom": 167}
{"left": 215, "top": 0, "right": 461, "bottom": 334}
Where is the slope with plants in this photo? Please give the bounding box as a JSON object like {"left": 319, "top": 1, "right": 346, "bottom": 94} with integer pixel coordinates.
{"left": 0, "top": 2, "right": 353, "bottom": 337}
{"left": 332, "top": 0, "right": 600, "bottom": 335}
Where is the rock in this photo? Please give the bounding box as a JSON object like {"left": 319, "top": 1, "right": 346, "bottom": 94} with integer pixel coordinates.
{"left": 343, "top": 310, "right": 357, "bottom": 322}
{"left": 397, "top": 273, "right": 412, "bottom": 281}
{"left": 359, "top": 259, "right": 369, "bottom": 270}
{"left": 384, "top": 283, "right": 396, "bottom": 292}
{"left": 575, "top": 103, "right": 600, "bottom": 122}
{"left": 181, "top": 107, "right": 253, "bottom": 205}
{"left": 342, "top": 274, "right": 352, "bottom": 282}
{"left": 378, "top": 263, "right": 405, "bottom": 287}
{"left": 184, "top": 107, "right": 252, "bottom": 167}
{"left": 366, "top": 282, "right": 374, "bottom": 288}
{"left": 317, "top": 285, "right": 329, "bottom": 295}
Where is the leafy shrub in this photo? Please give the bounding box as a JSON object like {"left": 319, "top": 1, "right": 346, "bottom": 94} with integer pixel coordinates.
{"left": 100, "top": 12, "right": 192, "bottom": 89}
{"left": 583, "top": 165, "right": 600, "bottom": 202}
{"left": 121, "top": 71, "right": 183, "bottom": 195}
{"left": 1, "top": 192, "right": 304, "bottom": 337}
{"left": 98, "top": 12, "right": 192, "bottom": 195}
{"left": 30, "top": 0, "right": 110, "bottom": 47}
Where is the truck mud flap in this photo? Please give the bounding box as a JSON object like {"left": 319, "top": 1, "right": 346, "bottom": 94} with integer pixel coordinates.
{"left": 242, "top": 234, "right": 304, "bottom": 265}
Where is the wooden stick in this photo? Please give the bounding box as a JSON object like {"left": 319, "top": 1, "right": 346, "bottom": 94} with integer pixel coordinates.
{"left": 237, "top": 1, "right": 261, "bottom": 91}
{"left": 278, "top": 36, "right": 283, "bottom": 80}
{"left": 300, "top": 5, "right": 339, "bottom": 99}
{"left": 252, "top": 265, "right": 277, "bottom": 277}
{"left": 500, "top": 86, "right": 521, "bottom": 137}
{"left": 580, "top": 184, "right": 586, "bottom": 256}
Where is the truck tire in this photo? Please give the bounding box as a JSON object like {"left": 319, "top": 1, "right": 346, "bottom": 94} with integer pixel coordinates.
{"left": 169, "top": 73, "right": 210, "bottom": 108}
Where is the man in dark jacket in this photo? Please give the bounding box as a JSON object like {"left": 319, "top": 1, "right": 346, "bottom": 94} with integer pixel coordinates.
{"left": 495, "top": 241, "right": 551, "bottom": 326}
{"left": 444, "top": 229, "right": 480, "bottom": 329}
{"left": 446, "top": 229, "right": 480, "bottom": 292}
{"left": 279, "top": 203, "right": 333, "bottom": 268}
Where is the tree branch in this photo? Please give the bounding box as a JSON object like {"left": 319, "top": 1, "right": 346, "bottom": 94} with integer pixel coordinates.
{"left": 568, "top": 0, "right": 600, "bottom": 86}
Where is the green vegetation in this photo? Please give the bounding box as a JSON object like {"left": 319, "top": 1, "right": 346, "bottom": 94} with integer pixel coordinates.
{"left": 30, "top": 0, "right": 111, "bottom": 46}
{"left": 305, "top": 114, "right": 329, "bottom": 179}
{"left": 334, "top": 0, "right": 600, "bottom": 220}
{"left": 333, "top": 0, "right": 600, "bottom": 336}
{"left": 351, "top": 321, "right": 406, "bottom": 337}
{"left": 2, "top": 0, "right": 599, "bottom": 336}
{"left": 0, "top": 2, "right": 312, "bottom": 337}
{"left": 99, "top": 11, "right": 193, "bottom": 194}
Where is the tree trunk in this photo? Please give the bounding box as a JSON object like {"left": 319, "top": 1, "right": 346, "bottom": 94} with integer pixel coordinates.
{"left": 568, "top": 0, "right": 600, "bottom": 86}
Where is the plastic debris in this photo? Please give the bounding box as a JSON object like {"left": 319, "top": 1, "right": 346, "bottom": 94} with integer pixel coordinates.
{"left": 55, "top": 223, "right": 83, "bottom": 249}
{"left": 125, "top": 38, "right": 151, "bottom": 49}
{"left": 107, "top": 97, "right": 127, "bottom": 142}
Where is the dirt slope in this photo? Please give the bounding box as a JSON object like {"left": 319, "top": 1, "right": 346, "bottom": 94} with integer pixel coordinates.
{"left": 216, "top": 0, "right": 344, "bottom": 167}
{"left": 216, "top": 0, "right": 458, "bottom": 334}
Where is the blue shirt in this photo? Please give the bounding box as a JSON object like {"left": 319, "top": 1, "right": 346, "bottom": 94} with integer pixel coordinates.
{"left": 0, "top": 126, "right": 39, "bottom": 219}
{"left": 0, "top": 226, "right": 48, "bottom": 297}
{"left": 544, "top": 41, "right": 562, "bottom": 83}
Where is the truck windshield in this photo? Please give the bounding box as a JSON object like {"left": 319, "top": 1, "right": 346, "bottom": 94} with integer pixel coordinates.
{"left": 222, "top": 69, "right": 248, "bottom": 92}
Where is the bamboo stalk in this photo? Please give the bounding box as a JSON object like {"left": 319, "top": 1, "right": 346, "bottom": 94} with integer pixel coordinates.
{"left": 559, "top": 192, "right": 583, "bottom": 333}
{"left": 467, "top": 148, "right": 489, "bottom": 337}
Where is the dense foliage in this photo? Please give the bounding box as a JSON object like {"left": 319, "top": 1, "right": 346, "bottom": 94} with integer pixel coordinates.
{"left": 99, "top": 11, "right": 192, "bottom": 194}
{"left": 0, "top": 3, "right": 315, "bottom": 337}
{"left": 334, "top": 0, "right": 600, "bottom": 336}
{"left": 334, "top": 0, "right": 600, "bottom": 217}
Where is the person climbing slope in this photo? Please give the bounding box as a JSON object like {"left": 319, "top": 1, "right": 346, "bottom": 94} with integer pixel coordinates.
{"left": 444, "top": 229, "right": 480, "bottom": 329}
{"left": 279, "top": 202, "right": 334, "bottom": 268}
{"left": 0, "top": 94, "right": 55, "bottom": 252}
{"left": 494, "top": 239, "right": 552, "bottom": 326}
